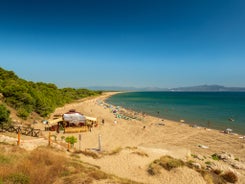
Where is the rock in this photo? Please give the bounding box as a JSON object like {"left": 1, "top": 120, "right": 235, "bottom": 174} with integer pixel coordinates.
{"left": 218, "top": 152, "right": 234, "bottom": 161}
{"left": 196, "top": 154, "right": 204, "bottom": 160}
{"left": 192, "top": 162, "right": 202, "bottom": 169}
{"left": 230, "top": 161, "right": 245, "bottom": 170}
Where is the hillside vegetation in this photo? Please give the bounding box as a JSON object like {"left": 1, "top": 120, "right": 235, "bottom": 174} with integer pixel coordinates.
{"left": 0, "top": 67, "right": 101, "bottom": 120}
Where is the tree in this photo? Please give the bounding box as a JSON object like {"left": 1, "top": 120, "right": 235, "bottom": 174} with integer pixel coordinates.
{"left": 0, "top": 104, "right": 10, "bottom": 126}
{"left": 65, "top": 136, "right": 78, "bottom": 147}
{"left": 0, "top": 67, "right": 101, "bottom": 119}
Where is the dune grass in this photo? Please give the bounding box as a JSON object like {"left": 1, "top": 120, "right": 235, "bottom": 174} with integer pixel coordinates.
{"left": 0, "top": 143, "right": 142, "bottom": 184}
{"left": 148, "top": 155, "right": 185, "bottom": 175}
{"left": 147, "top": 155, "right": 238, "bottom": 184}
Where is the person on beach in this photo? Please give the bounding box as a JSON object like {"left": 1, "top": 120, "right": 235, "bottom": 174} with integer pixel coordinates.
{"left": 114, "top": 120, "right": 117, "bottom": 124}
{"left": 89, "top": 122, "right": 94, "bottom": 132}
{"left": 102, "top": 119, "right": 105, "bottom": 125}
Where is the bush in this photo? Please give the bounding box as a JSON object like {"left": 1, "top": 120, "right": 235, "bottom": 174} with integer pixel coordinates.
{"left": 148, "top": 155, "right": 185, "bottom": 175}
{"left": 158, "top": 155, "right": 185, "bottom": 171}
{"left": 211, "top": 153, "right": 220, "bottom": 161}
{"left": 65, "top": 136, "right": 78, "bottom": 147}
{"left": 147, "top": 163, "right": 162, "bottom": 175}
{"left": 221, "top": 171, "right": 238, "bottom": 183}
{"left": 0, "top": 104, "right": 10, "bottom": 125}
{"left": 17, "top": 108, "right": 29, "bottom": 120}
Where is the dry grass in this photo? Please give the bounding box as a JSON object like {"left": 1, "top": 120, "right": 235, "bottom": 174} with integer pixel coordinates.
{"left": 107, "top": 147, "right": 123, "bottom": 155}
{"left": 131, "top": 151, "right": 149, "bottom": 157}
{"left": 147, "top": 162, "right": 162, "bottom": 175}
{"left": 125, "top": 146, "right": 138, "bottom": 150}
{"left": 74, "top": 150, "right": 100, "bottom": 159}
{"left": 198, "top": 170, "right": 227, "bottom": 184}
{"left": 147, "top": 155, "right": 184, "bottom": 175}
{"left": 148, "top": 155, "right": 232, "bottom": 184}
{"left": 0, "top": 143, "right": 142, "bottom": 184}
{"left": 158, "top": 155, "right": 185, "bottom": 171}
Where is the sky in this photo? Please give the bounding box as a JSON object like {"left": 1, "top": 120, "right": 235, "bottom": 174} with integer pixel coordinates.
{"left": 0, "top": 0, "right": 245, "bottom": 89}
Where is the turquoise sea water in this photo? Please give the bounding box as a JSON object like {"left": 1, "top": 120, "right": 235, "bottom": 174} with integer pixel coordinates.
{"left": 106, "top": 92, "right": 245, "bottom": 134}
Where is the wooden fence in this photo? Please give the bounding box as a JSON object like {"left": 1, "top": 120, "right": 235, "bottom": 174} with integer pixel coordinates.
{"left": 1, "top": 125, "right": 41, "bottom": 137}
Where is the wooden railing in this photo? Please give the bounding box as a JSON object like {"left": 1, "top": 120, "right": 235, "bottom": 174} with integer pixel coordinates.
{"left": 1, "top": 125, "right": 41, "bottom": 137}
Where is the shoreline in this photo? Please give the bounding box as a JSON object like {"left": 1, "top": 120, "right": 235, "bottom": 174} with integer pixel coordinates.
{"left": 104, "top": 91, "right": 245, "bottom": 136}
{"left": 52, "top": 91, "right": 245, "bottom": 153}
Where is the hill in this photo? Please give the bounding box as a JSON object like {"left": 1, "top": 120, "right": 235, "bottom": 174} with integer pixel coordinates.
{"left": 171, "top": 85, "right": 245, "bottom": 92}
{"left": 0, "top": 67, "right": 101, "bottom": 122}
{"left": 88, "top": 85, "right": 245, "bottom": 92}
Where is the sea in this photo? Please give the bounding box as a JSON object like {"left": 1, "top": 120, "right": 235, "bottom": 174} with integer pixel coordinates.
{"left": 106, "top": 92, "right": 245, "bottom": 135}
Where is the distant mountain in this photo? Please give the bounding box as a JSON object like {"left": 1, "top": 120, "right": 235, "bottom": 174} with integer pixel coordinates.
{"left": 87, "top": 86, "right": 169, "bottom": 91}
{"left": 171, "top": 85, "right": 245, "bottom": 92}
{"left": 88, "top": 85, "right": 245, "bottom": 92}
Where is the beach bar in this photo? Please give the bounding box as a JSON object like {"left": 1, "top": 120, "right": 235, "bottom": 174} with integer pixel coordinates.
{"left": 48, "top": 109, "right": 97, "bottom": 133}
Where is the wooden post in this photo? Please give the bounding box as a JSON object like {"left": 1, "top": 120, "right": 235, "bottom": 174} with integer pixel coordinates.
{"left": 98, "top": 134, "right": 101, "bottom": 151}
{"left": 48, "top": 132, "right": 51, "bottom": 146}
{"left": 17, "top": 129, "right": 20, "bottom": 146}
{"left": 79, "top": 134, "right": 82, "bottom": 150}
{"left": 67, "top": 142, "right": 70, "bottom": 151}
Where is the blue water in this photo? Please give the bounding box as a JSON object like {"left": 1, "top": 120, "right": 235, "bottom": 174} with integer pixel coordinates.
{"left": 106, "top": 92, "right": 245, "bottom": 134}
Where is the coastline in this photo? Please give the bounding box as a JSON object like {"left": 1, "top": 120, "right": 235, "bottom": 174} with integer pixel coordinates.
{"left": 48, "top": 91, "right": 245, "bottom": 183}
{"left": 105, "top": 91, "right": 245, "bottom": 135}
{"left": 1, "top": 92, "right": 244, "bottom": 183}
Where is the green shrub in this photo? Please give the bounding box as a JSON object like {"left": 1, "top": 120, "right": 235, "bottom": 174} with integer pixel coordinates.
{"left": 0, "top": 104, "right": 10, "bottom": 124}
{"left": 17, "top": 108, "right": 29, "bottom": 119}
{"left": 211, "top": 153, "right": 220, "bottom": 161}
{"left": 65, "top": 136, "right": 78, "bottom": 147}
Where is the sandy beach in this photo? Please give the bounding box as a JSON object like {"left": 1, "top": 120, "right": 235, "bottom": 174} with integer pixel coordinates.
{"left": 45, "top": 92, "right": 245, "bottom": 184}
{"left": 1, "top": 92, "right": 245, "bottom": 183}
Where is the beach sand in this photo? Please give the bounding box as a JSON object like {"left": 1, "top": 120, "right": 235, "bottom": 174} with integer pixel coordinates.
{"left": 2, "top": 92, "right": 243, "bottom": 183}
{"left": 45, "top": 92, "right": 245, "bottom": 184}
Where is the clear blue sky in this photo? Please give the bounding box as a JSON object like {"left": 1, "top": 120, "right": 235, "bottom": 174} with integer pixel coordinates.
{"left": 0, "top": 0, "right": 245, "bottom": 88}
